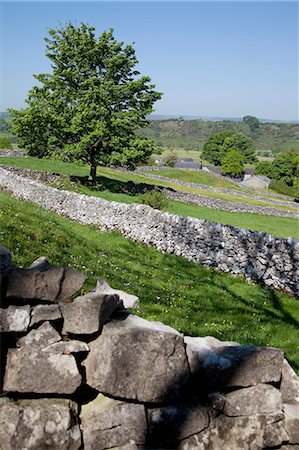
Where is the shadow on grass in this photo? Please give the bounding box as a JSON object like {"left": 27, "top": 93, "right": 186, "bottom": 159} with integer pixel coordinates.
{"left": 70, "top": 174, "right": 175, "bottom": 196}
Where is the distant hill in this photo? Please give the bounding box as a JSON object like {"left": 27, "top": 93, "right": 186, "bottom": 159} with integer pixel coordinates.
{"left": 149, "top": 114, "right": 299, "bottom": 124}
{"left": 142, "top": 119, "right": 299, "bottom": 154}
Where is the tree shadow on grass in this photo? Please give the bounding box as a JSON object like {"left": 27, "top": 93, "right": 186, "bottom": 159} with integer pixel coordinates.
{"left": 70, "top": 174, "right": 175, "bottom": 196}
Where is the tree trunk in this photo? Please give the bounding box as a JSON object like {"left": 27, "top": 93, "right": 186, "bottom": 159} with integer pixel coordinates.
{"left": 89, "top": 164, "right": 97, "bottom": 185}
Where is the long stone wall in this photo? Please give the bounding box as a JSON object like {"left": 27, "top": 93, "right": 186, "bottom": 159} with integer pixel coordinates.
{"left": 3, "top": 165, "right": 298, "bottom": 219}
{"left": 1, "top": 248, "right": 299, "bottom": 449}
{"left": 0, "top": 167, "right": 298, "bottom": 297}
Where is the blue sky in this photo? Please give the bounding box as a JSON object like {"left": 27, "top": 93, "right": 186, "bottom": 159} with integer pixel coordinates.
{"left": 0, "top": 1, "right": 298, "bottom": 121}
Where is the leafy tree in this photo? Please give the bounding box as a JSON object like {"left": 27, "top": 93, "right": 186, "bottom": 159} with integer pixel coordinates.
{"left": 9, "top": 23, "right": 162, "bottom": 182}
{"left": 243, "top": 115, "right": 260, "bottom": 132}
{"left": 202, "top": 130, "right": 255, "bottom": 166}
{"left": 254, "top": 161, "right": 274, "bottom": 178}
{"left": 271, "top": 153, "right": 297, "bottom": 186}
{"left": 221, "top": 149, "right": 244, "bottom": 178}
{"left": 163, "top": 151, "right": 177, "bottom": 167}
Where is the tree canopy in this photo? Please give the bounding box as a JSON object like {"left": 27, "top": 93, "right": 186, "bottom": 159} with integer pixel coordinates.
{"left": 221, "top": 150, "right": 244, "bottom": 178}
{"left": 201, "top": 130, "right": 256, "bottom": 166}
{"left": 9, "top": 23, "right": 162, "bottom": 181}
{"left": 255, "top": 153, "right": 298, "bottom": 186}
{"left": 242, "top": 115, "right": 260, "bottom": 132}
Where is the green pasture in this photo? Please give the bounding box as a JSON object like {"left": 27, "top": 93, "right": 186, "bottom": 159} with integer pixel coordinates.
{"left": 1, "top": 189, "right": 298, "bottom": 374}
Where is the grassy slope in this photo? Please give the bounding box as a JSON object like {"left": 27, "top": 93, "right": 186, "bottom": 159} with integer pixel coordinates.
{"left": 1, "top": 188, "right": 298, "bottom": 373}
{"left": 0, "top": 157, "right": 298, "bottom": 239}
{"left": 146, "top": 168, "right": 242, "bottom": 190}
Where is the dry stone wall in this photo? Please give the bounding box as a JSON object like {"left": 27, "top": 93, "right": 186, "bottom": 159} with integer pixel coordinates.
{"left": 1, "top": 247, "right": 299, "bottom": 450}
{"left": 0, "top": 167, "right": 298, "bottom": 297}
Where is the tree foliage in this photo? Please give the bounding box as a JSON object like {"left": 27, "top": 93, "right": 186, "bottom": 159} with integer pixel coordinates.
{"left": 201, "top": 130, "right": 255, "bottom": 166}
{"left": 9, "top": 23, "right": 162, "bottom": 181}
{"left": 243, "top": 115, "right": 260, "bottom": 132}
{"left": 221, "top": 150, "right": 244, "bottom": 178}
{"left": 255, "top": 153, "right": 298, "bottom": 186}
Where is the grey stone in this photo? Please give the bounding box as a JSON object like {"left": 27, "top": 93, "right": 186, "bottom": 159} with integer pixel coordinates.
{"left": 81, "top": 393, "right": 147, "bottom": 450}
{"left": 30, "top": 304, "right": 62, "bottom": 326}
{"left": 84, "top": 315, "right": 189, "bottom": 403}
{"left": 6, "top": 266, "right": 85, "bottom": 302}
{"left": 95, "top": 278, "right": 140, "bottom": 309}
{"left": 29, "top": 256, "right": 51, "bottom": 272}
{"left": 0, "top": 305, "right": 30, "bottom": 332}
{"left": 62, "top": 292, "right": 121, "bottom": 335}
{"left": 0, "top": 245, "right": 11, "bottom": 269}
{"left": 185, "top": 336, "right": 284, "bottom": 390}
{"left": 147, "top": 403, "right": 209, "bottom": 447}
{"left": 284, "top": 403, "right": 299, "bottom": 444}
{"left": 280, "top": 359, "right": 299, "bottom": 404}
{"left": 223, "top": 384, "right": 283, "bottom": 416}
{"left": 179, "top": 413, "right": 288, "bottom": 450}
{"left": 3, "top": 322, "right": 82, "bottom": 394}
{"left": 0, "top": 396, "right": 81, "bottom": 449}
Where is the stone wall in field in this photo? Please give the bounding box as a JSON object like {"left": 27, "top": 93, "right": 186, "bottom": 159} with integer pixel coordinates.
{"left": 1, "top": 247, "right": 298, "bottom": 449}
{"left": 0, "top": 166, "right": 298, "bottom": 297}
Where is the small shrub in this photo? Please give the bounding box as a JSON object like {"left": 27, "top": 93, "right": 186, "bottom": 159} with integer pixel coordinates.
{"left": 139, "top": 189, "right": 168, "bottom": 210}
{"left": 0, "top": 136, "right": 13, "bottom": 149}
{"left": 163, "top": 151, "right": 177, "bottom": 167}
{"left": 269, "top": 179, "right": 299, "bottom": 198}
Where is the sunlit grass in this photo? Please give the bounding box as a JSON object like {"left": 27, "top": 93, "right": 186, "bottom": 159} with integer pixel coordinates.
{"left": 1, "top": 189, "right": 298, "bottom": 374}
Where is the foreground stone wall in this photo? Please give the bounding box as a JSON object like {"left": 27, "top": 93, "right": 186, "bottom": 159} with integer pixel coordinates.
{"left": 1, "top": 247, "right": 299, "bottom": 449}
{"left": 0, "top": 167, "right": 298, "bottom": 297}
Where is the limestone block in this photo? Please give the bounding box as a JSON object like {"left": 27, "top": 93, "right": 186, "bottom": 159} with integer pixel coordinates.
{"left": 84, "top": 315, "right": 189, "bottom": 403}
{"left": 0, "top": 305, "right": 30, "bottom": 332}
{"left": 223, "top": 384, "right": 283, "bottom": 417}
{"left": 6, "top": 266, "right": 85, "bottom": 302}
{"left": 95, "top": 278, "right": 140, "bottom": 308}
{"left": 147, "top": 403, "right": 209, "bottom": 447}
{"left": 81, "top": 394, "right": 147, "bottom": 450}
{"left": 29, "top": 256, "right": 51, "bottom": 272}
{"left": 179, "top": 413, "right": 288, "bottom": 450}
{"left": 3, "top": 322, "right": 83, "bottom": 394}
{"left": 62, "top": 292, "right": 121, "bottom": 335}
{"left": 284, "top": 403, "right": 299, "bottom": 444}
{"left": 30, "top": 304, "right": 61, "bottom": 326}
{"left": 185, "top": 336, "right": 284, "bottom": 390}
{"left": 280, "top": 359, "right": 299, "bottom": 404}
{"left": 0, "top": 397, "right": 81, "bottom": 450}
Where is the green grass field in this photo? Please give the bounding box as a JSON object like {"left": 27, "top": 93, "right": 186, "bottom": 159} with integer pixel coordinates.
{"left": 1, "top": 188, "right": 298, "bottom": 374}
{"left": 146, "top": 168, "right": 242, "bottom": 190}
{"left": 0, "top": 157, "right": 298, "bottom": 239}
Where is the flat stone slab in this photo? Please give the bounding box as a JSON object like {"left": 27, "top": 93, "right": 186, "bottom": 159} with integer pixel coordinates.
{"left": 280, "top": 359, "right": 299, "bottom": 405}
{"left": 180, "top": 412, "right": 288, "bottom": 450}
{"left": 3, "top": 322, "right": 83, "bottom": 394}
{"left": 184, "top": 336, "right": 284, "bottom": 390}
{"left": 81, "top": 393, "right": 147, "bottom": 450}
{"left": 84, "top": 315, "right": 189, "bottom": 403}
{"left": 223, "top": 384, "right": 283, "bottom": 417}
{"left": 284, "top": 403, "right": 299, "bottom": 444}
{"left": 147, "top": 403, "right": 209, "bottom": 447}
{"left": 0, "top": 305, "right": 30, "bottom": 332}
{"left": 6, "top": 266, "right": 85, "bottom": 302}
{"left": 62, "top": 292, "right": 122, "bottom": 335}
{"left": 0, "top": 397, "right": 81, "bottom": 450}
{"left": 30, "top": 304, "right": 62, "bottom": 326}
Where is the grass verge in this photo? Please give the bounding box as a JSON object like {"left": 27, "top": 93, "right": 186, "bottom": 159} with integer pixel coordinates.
{"left": 1, "top": 188, "right": 298, "bottom": 373}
